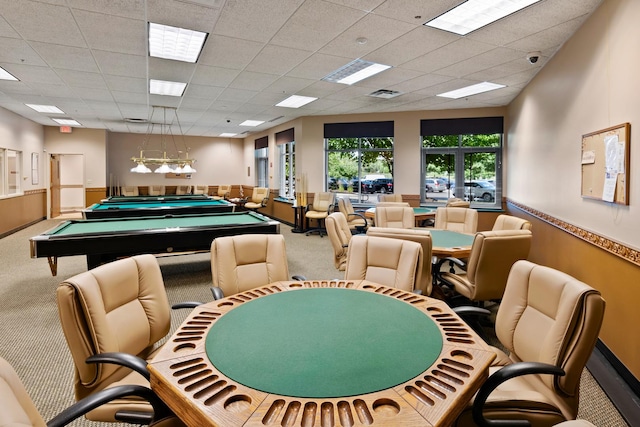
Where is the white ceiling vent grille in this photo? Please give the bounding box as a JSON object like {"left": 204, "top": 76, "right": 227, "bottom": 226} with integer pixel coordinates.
{"left": 368, "top": 89, "right": 402, "bottom": 99}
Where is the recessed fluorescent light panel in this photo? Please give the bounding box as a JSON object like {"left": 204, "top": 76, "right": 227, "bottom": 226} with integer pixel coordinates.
{"left": 148, "top": 23, "right": 208, "bottom": 63}
{"left": 425, "top": 0, "right": 541, "bottom": 35}
{"left": 322, "top": 59, "right": 392, "bottom": 85}
{"left": 0, "top": 67, "right": 18, "bottom": 81}
{"left": 52, "top": 118, "right": 81, "bottom": 126}
{"left": 219, "top": 133, "right": 237, "bottom": 137}
{"left": 149, "top": 79, "right": 187, "bottom": 96}
{"left": 276, "top": 95, "right": 318, "bottom": 108}
{"left": 437, "top": 82, "right": 506, "bottom": 99}
{"left": 26, "top": 104, "right": 64, "bottom": 114}
{"left": 239, "top": 120, "right": 265, "bottom": 127}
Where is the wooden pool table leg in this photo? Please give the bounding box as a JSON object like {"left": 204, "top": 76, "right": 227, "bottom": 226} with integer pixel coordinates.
{"left": 47, "top": 256, "right": 58, "bottom": 276}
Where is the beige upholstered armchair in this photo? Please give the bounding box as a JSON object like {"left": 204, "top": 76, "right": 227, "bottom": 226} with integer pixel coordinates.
{"left": 212, "top": 184, "right": 231, "bottom": 200}
{"left": 120, "top": 186, "right": 138, "bottom": 196}
{"left": 193, "top": 185, "right": 209, "bottom": 195}
{"left": 210, "top": 234, "right": 291, "bottom": 299}
{"left": 344, "top": 235, "right": 423, "bottom": 293}
{"left": 437, "top": 229, "right": 532, "bottom": 302}
{"left": 377, "top": 193, "right": 403, "bottom": 203}
{"left": 446, "top": 197, "right": 470, "bottom": 208}
{"left": 304, "top": 192, "right": 335, "bottom": 236}
{"left": 147, "top": 185, "right": 165, "bottom": 196}
{"left": 455, "top": 260, "right": 605, "bottom": 427}
{"left": 174, "top": 185, "right": 191, "bottom": 195}
{"left": 325, "top": 212, "right": 353, "bottom": 271}
{"left": 366, "top": 227, "right": 433, "bottom": 295}
{"left": 0, "top": 356, "right": 182, "bottom": 427}
{"left": 434, "top": 206, "right": 478, "bottom": 234}
{"left": 337, "top": 197, "right": 370, "bottom": 233}
{"left": 244, "top": 187, "right": 269, "bottom": 210}
{"left": 492, "top": 214, "right": 532, "bottom": 231}
{"left": 56, "top": 255, "right": 175, "bottom": 423}
{"left": 374, "top": 206, "right": 414, "bottom": 228}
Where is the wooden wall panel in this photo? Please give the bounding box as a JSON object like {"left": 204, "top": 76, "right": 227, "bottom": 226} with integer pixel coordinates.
{"left": 0, "top": 190, "right": 46, "bottom": 237}
{"left": 506, "top": 201, "right": 640, "bottom": 382}
{"left": 85, "top": 187, "right": 107, "bottom": 207}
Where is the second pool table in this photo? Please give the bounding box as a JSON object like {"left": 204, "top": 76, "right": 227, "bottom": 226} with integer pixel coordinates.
{"left": 82, "top": 198, "right": 235, "bottom": 219}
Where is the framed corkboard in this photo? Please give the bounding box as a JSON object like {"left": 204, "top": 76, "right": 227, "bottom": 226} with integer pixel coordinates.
{"left": 581, "top": 123, "right": 630, "bottom": 205}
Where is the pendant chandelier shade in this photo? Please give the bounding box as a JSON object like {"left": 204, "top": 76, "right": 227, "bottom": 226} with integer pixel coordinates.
{"left": 130, "top": 106, "right": 196, "bottom": 173}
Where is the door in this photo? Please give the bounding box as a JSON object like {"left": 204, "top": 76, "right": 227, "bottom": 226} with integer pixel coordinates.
{"left": 50, "top": 154, "right": 61, "bottom": 218}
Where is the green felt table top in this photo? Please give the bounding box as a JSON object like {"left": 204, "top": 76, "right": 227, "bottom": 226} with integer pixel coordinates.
{"left": 48, "top": 212, "right": 267, "bottom": 236}
{"left": 89, "top": 199, "right": 232, "bottom": 210}
{"left": 430, "top": 229, "right": 476, "bottom": 248}
{"left": 205, "top": 288, "right": 443, "bottom": 398}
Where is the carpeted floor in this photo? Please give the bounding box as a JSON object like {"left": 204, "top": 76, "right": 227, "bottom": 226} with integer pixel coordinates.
{"left": 0, "top": 218, "right": 629, "bottom": 426}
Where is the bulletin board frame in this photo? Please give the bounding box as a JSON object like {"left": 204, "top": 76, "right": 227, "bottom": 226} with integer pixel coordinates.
{"left": 581, "top": 123, "right": 630, "bottom": 205}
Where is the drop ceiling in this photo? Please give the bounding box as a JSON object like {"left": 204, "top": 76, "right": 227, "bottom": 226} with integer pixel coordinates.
{"left": 0, "top": 0, "right": 603, "bottom": 136}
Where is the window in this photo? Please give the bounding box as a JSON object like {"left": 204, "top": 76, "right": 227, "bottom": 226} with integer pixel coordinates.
{"left": 325, "top": 121, "right": 394, "bottom": 203}
{"left": 421, "top": 117, "right": 502, "bottom": 208}
{"left": 0, "top": 148, "right": 21, "bottom": 196}
{"left": 276, "top": 128, "right": 295, "bottom": 200}
{"left": 254, "top": 136, "right": 269, "bottom": 188}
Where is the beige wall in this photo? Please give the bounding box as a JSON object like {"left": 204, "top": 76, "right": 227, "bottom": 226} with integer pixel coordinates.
{"left": 44, "top": 126, "right": 107, "bottom": 188}
{"left": 507, "top": 0, "right": 640, "bottom": 378}
{"left": 107, "top": 132, "right": 246, "bottom": 189}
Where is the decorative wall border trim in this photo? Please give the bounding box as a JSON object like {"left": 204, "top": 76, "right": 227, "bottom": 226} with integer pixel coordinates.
{"left": 23, "top": 189, "right": 46, "bottom": 195}
{"left": 507, "top": 199, "right": 640, "bottom": 267}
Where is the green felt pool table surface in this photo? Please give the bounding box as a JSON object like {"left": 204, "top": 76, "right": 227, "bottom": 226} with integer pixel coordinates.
{"left": 83, "top": 199, "right": 235, "bottom": 219}
{"left": 30, "top": 211, "right": 280, "bottom": 275}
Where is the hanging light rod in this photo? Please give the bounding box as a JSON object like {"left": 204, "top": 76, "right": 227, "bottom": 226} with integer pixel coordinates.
{"left": 130, "top": 106, "right": 197, "bottom": 173}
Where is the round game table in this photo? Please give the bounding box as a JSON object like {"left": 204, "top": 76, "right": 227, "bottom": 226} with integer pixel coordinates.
{"left": 148, "top": 281, "right": 496, "bottom": 427}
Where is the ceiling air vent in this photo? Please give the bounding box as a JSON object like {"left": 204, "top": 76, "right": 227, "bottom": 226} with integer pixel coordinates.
{"left": 368, "top": 89, "right": 402, "bottom": 99}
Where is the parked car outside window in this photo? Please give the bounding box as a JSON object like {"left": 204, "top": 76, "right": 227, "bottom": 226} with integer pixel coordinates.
{"left": 425, "top": 178, "right": 446, "bottom": 192}
{"left": 462, "top": 180, "right": 496, "bottom": 202}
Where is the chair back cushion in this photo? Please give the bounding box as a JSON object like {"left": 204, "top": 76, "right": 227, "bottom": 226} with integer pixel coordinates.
{"left": 464, "top": 230, "right": 532, "bottom": 300}
{"left": 147, "top": 185, "right": 165, "bottom": 196}
{"left": 325, "top": 213, "right": 352, "bottom": 271}
{"left": 446, "top": 197, "right": 470, "bottom": 208}
{"left": 366, "top": 227, "right": 433, "bottom": 295}
{"left": 492, "top": 214, "right": 532, "bottom": 231}
{"left": 374, "top": 206, "right": 414, "bottom": 228}
{"left": 344, "top": 235, "right": 422, "bottom": 292}
{"left": 338, "top": 197, "right": 355, "bottom": 216}
{"left": 175, "top": 185, "right": 191, "bottom": 195}
{"left": 0, "top": 357, "right": 46, "bottom": 427}
{"left": 251, "top": 187, "right": 269, "bottom": 203}
{"left": 193, "top": 185, "right": 209, "bottom": 195}
{"left": 434, "top": 207, "right": 478, "bottom": 233}
{"left": 378, "top": 194, "right": 403, "bottom": 203}
{"left": 56, "top": 255, "right": 170, "bottom": 395}
{"left": 496, "top": 260, "right": 605, "bottom": 402}
{"left": 121, "top": 186, "right": 138, "bottom": 196}
{"left": 311, "top": 192, "right": 335, "bottom": 212}
{"left": 216, "top": 185, "right": 231, "bottom": 197}
{"left": 211, "top": 234, "right": 290, "bottom": 296}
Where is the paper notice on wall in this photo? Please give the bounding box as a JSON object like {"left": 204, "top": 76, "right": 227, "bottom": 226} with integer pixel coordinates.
{"left": 581, "top": 150, "right": 596, "bottom": 164}
{"left": 602, "top": 174, "right": 617, "bottom": 202}
{"left": 604, "top": 134, "right": 620, "bottom": 175}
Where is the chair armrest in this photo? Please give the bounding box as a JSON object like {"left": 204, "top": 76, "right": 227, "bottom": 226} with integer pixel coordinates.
{"left": 172, "top": 301, "right": 204, "bottom": 309}
{"left": 46, "top": 384, "right": 170, "bottom": 427}
{"left": 472, "top": 362, "right": 566, "bottom": 427}
{"left": 210, "top": 286, "right": 225, "bottom": 300}
{"left": 261, "top": 197, "right": 268, "bottom": 207}
{"left": 85, "top": 353, "right": 150, "bottom": 380}
{"left": 453, "top": 306, "right": 491, "bottom": 318}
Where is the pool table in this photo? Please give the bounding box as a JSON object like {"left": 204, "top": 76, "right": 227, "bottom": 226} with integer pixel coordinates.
{"left": 101, "top": 194, "right": 212, "bottom": 203}
{"left": 82, "top": 199, "right": 235, "bottom": 219}
{"left": 30, "top": 211, "right": 280, "bottom": 276}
